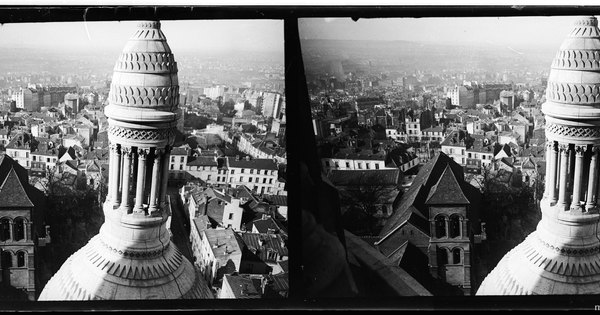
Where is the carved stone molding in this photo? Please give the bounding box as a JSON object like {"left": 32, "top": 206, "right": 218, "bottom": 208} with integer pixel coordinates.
{"left": 109, "top": 143, "right": 120, "bottom": 154}
{"left": 575, "top": 144, "right": 587, "bottom": 156}
{"left": 109, "top": 85, "right": 179, "bottom": 107}
{"left": 121, "top": 146, "right": 133, "bottom": 157}
{"left": 558, "top": 142, "right": 570, "bottom": 153}
{"left": 108, "top": 126, "right": 176, "bottom": 142}
{"left": 546, "top": 81, "right": 600, "bottom": 104}
{"left": 547, "top": 123, "right": 600, "bottom": 139}
{"left": 137, "top": 148, "right": 150, "bottom": 159}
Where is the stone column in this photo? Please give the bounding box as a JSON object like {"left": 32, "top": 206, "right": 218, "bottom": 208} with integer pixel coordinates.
{"left": 149, "top": 148, "right": 162, "bottom": 214}
{"left": 119, "top": 147, "right": 124, "bottom": 195}
{"left": 120, "top": 146, "right": 133, "bottom": 213}
{"left": 134, "top": 148, "right": 149, "bottom": 213}
{"left": 544, "top": 141, "right": 557, "bottom": 203}
{"left": 587, "top": 146, "right": 599, "bottom": 210}
{"left": 548, "top": 141, "right": 558, "bottom": 203}
{"left": 459, "top": 217, "right": 464, "bottom": 238}
{"left": 9, "top": 222, "right": 13, "bottom": 241}
{"left": 110, "top": 144, "right": 122, "bottom": 206}
{"left": 24, "top": 222, "right": 30, "bottom": 241}
{"left": 571, "top": 145, "right": 586, "bottom": 210}
{"left": 160, "top": 147, "right": 171, "bottom": 205}
{"left": 558, "top": 143, "right": 570, "bottom": 209}
{"left": 444, "top": 217, "right": 449, "bottom": 238}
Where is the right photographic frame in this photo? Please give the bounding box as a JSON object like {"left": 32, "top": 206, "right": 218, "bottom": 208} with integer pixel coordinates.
{"left": 294, "top": 12, "right": 600, "bottom": 303}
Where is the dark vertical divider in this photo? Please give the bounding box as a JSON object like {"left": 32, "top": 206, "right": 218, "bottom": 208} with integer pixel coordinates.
{"left": 284, "top": 17, "right": 357, "bottom": 300}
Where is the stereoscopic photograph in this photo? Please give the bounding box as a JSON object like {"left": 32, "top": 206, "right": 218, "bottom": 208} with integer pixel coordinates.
{"left": 1, "top": 3, "right": 600, "bottom": 311}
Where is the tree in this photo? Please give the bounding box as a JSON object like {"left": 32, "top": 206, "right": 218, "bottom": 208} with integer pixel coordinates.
{"left": 36, "top": 167, "right": 106, "bottom": 277}
{"left": 337, "top": 173, "right": 401, "bottom": 236}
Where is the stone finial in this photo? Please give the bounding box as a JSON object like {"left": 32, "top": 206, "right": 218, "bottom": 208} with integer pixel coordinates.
{"left": 138, "top": 21, "right": 161, "bottom": 29}
{"left": 574, "top": 16, "right": 598, "bottom": 27}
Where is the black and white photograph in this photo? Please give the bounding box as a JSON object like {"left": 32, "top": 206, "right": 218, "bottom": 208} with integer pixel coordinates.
{"left": 1, "top": 3, "right": 600, "bottom": 311}
{"left": 0, "top": 15, "right": 287, "bottom": 302}
{"left": 298, "top": 14, "right": 600, "bottom": 299}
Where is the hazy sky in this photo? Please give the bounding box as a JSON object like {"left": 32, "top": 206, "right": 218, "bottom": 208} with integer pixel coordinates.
{"left": 0, "top": 19, "right": 283, "bottom": 55}
{"left": 299, "top": 16, "right": 581, "bottom": 51}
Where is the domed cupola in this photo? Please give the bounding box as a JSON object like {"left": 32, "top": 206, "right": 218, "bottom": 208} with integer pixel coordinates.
{"left": 39, "top": 21, "right": 212, "bottom": 300}
{"left": 477, "top": 16, "right": 600, "bottom": 295}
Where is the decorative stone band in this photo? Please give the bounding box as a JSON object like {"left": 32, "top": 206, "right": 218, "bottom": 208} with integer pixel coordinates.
{"left": 551, "top": 50, "right": 600, "bottom": 70}
{"left": 546, "top": 81, "right": 600, "bottom": 104}
{"left": 109, "top": 85, "right": 179, "bottom": 107}
{"left": 114, "top": 53, "right": 177, "bottom": 74}
{"left": 574, "top": 17, "right": 598, "bottom": 27}
{"left": 137, "top": 21, "right": 161, "bottom": 29}
{"left": 546, "top": 123, "right": 600, "bottom": 140}
{"left": 86, "top": 237, "right": 185, "bottom": 280}
{"left": 108, "top": 126, "right": 176, "bottom": 142}
{"left": 535, "top": 234, "right": 600, "bottom": 257}
{"left": 99, "top": 237, "right": 170, "bottom": 259}
{"left": 521, "top": 233, "right": 600, "bottom": 277}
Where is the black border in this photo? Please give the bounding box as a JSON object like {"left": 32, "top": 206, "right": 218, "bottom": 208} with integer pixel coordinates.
{"left": 0, "top": 4, "right": 598, "bottom": 311}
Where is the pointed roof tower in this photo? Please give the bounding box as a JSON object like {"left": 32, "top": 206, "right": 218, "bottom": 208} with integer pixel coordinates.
{"left": 39, "top": 21, "right": 212, "bottom": 300}
{"left": 478, "top": 16, "right": 600, "bottom": 295}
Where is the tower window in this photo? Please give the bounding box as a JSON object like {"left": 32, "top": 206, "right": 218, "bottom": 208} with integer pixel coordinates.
{"left": 449, "top": 214, "right": 461, "bottom": 238}
{"left": 0, "top": 218, "right": 10, "bottom": 241}
{"left": 13, "top": 217, "right": 25, "bottom": 241}
{"left": 453, "top": 248, "right": 461, "bottom": 264}
{"left": 1, "top": 250, "right": 12, "bottom": 268}
{"left": 438, "top": 248, "right": 448, "bottom": 266}
{"left": 435, "top": 215, "right": 446, "bottom": 238}
{"left": 17, "top": 252, "right": 25, "bottom": 267}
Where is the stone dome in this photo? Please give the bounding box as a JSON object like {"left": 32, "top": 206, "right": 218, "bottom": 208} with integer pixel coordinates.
{"left": 39, "top": 21, "right": 212, "bottom": 300}
{"left": 477, "top": 16, "right": 600, "bottom": 295}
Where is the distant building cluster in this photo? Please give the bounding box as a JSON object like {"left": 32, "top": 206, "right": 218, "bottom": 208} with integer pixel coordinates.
{"left": 181, "top": 183, "right": 288, "bottom": 298}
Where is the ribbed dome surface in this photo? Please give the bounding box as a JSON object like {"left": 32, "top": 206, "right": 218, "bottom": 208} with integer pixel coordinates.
{"left": 39, "top": 21, "right": 212, "bottom": 300}
{"left": 477, "top": 16, "right": 600, "bottom": 296}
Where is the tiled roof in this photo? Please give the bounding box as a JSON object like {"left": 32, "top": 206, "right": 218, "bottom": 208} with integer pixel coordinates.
{"left": 327, "top": 169, "right": 401, "bottom": 187}
{"left": 425, "top": 165, "right": 470, "bottom": 205}
{"left": 222, "top": 275, "right": 261, "bottom": 299}
{"left": 378, "top": 152, "right": 467, "bottom": 238}
{"left": 248, "top": 216, "right": 288, "bottom": 237}
{"left": 265, "top": 273, "right": 289, "bottom": 296}
{"left": 239, "top": 232, "right": 288, "bottom": 261}
{"left": 204, "top": 228, "right": 242, "bottom": 260}
{"left": 332, "top": 150, "right": 386, "bottom": 161}
{"left": 171, "top": 146, "right": 188, "bottom": 156}
{"left": 187, "top": 156, "right": 218, "bottom": 166}
{"left": 227, "top": 157, "right": 277, "bottom": 170}
{"left": 263, "top": 194, "right": 287, "bottom": 207}
{"left": 0, "top": 167, "right": 34, "bottom": 208}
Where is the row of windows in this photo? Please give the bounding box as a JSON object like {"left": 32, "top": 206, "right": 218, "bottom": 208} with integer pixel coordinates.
{"left": 0, "top": 250, "right": 27, "bottom": 268}
{"left": 230, "top": 169, "right": 273, "bottom": 175}
{"left": 237, "top": 176, "right": 274, "bottom": 184}
{"left": 171, "top": 156, "right": 186, "bottom": 163}
{"left": 438, "top": 247, "right": 462, "bottom": 265}
{"left": 0, "top": 217, "right": 27, "bottom": 242}
{"left": 32, "top": 156, "right": 57, "bottom": 163}
{"left": 325, "top": 160, "right": 381, "bottom": 170}
{"left": 434, "top": 214, "right": 463, "bottom": 239}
